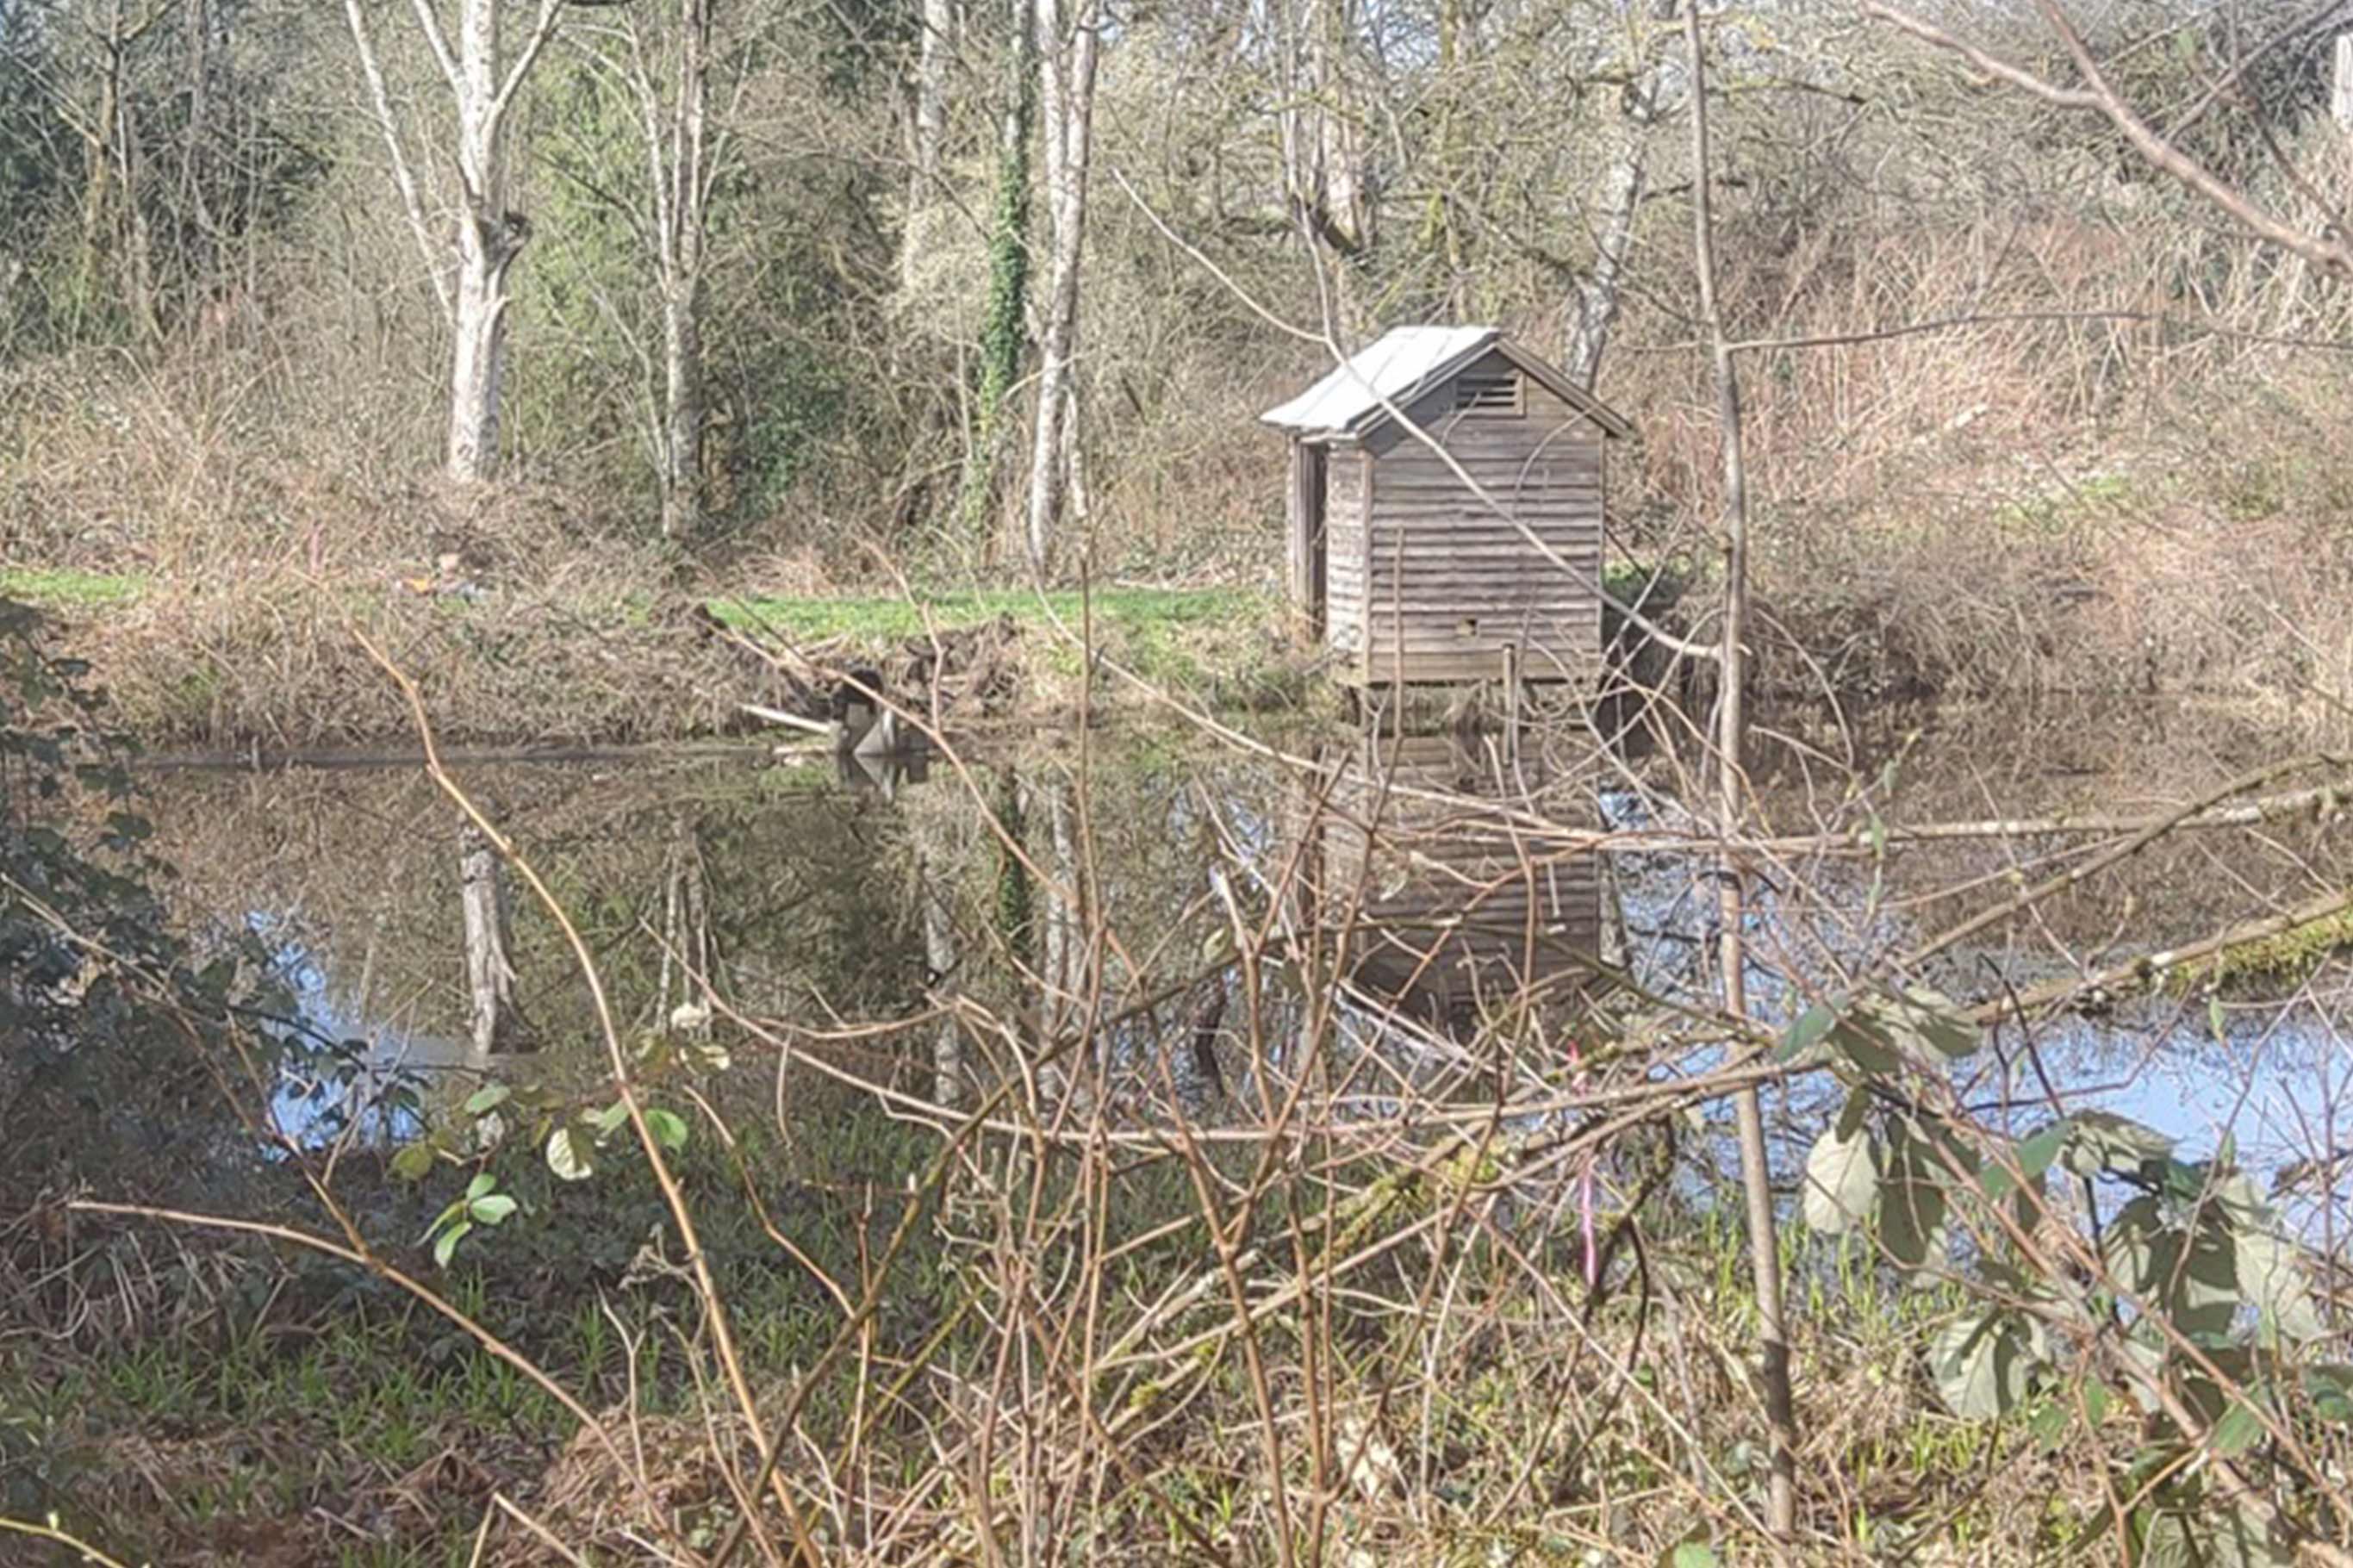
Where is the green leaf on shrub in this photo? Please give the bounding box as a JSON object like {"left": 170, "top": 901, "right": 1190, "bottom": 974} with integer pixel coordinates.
{"left": 1929, "top": 1310, "right": 2038, "bottom": 1419}
{"left": 464, "top": 1084, "right": 511, "bottom": 1116}
{"left": 644, "top": 1106, "right": 690, "bottom": 1153}
{"left": 2061, "top": 1111, "right": 2174, "bottom": 1178}
{"left": 1802, "top": 1120, "right": 1879, "bottom": 1235}
{"left": 1869, "top": 986, "right": 1979, "bottom": 1060}
{"left": 432, "top": 1218, "right": 473, "bottom": 1269}
{"left": 1878, "top": 1122, "right": 1948, "bottom": 1270}
{"left": 1981, "top": 1119, "right": 2070, "bottom": 1202}
{"left": 546, "top": 1125, "right": 597, "bottom": 1182}
{"left": 2302, "top": 1367, "right": 2353, "bottom": 1422}
{"left": 468, "top": 1193, "right": 518, "bottom": 1226}
{"left": 1776, "top": 1001, "right": 1839, "bottom": 1062}
{"left": 2236, "top": 1226, "right": 2324, "bottom": 1342}
{"left": 389, "top": 1142, "right": 435, "bottom": 1182}
{"left": 2210, "top": 1398, "right": 2265, "bottom": 1456}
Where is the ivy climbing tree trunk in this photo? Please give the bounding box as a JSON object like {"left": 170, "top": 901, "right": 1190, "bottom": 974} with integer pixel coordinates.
{"left": 958, "top": 0, "right": 1035, "bottom": 539}
{"left": 341, "top": 0, "right": 567, "bottom": 483}
{"left": 1686, "top": 3, "right": 1797, "bottom": 1540}
{"left": 1023, "top": 0, "right": 1100, "bottom": 574}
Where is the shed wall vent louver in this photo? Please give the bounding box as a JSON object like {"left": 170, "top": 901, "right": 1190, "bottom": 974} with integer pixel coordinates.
{"left": 1455, "top": 372, "right": 1522, "bottom": 416}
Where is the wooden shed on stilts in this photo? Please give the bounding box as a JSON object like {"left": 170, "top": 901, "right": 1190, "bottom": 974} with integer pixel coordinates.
{"left": 1261, "top": 326, "right": 1633, "bottom": 700}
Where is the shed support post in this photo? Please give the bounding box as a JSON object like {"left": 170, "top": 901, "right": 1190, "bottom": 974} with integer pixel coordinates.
{"left": 1503, "top": 642, "right": 1522, "bottom": 766}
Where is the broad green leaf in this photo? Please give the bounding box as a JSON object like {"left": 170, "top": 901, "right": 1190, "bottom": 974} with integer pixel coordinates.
{"left": 2236, "top": 1227, "right": 2325, "bottom": 1342}
{"left": 468, "top": 1194, "right": 518, "bottom": 1226}
{"left": 389, "top": 1142, "right": 435, "bottom": 1182}
{"left": 433, "top": 1217, "right": 473, "bottom": 1269}
{"left": 464, "top": 1170, "right": 496, "bottom": 1201}
{"left": 1929, "top": 1310, "right": 2038, "bottom": 1419}
{"left": 1871, "top": 986, "right": 1979, "bottom": 1060}
{"left": 1981, "top": 1119, "right": 2070, "bottom": 1202}
{"left": 2062, "top": 1111, "right": 2175, "bottom": 1178}
{"left": 588, "top": 1099, "right": 631, "bottom": 1137}
{"left": 1827, "top": 1013, "right": 1902, "bottom": 1076}
{"left": 464, "top": 1084, "right": 510, "bottom": 1116}
{"left": 1802, "top": 1122, "right": 1880, "bottom": 1235}
{"left": 2136, "top": 1504, "right": 2294, "bottom": 1568}
{"left": 1662, "top": 1546, "right": 1719, "bottom": 1568}
{"left": 1878, "top": 1122, "right": 1948, "bottom": 1270}
{"left": 546, "top": 1125, "right": 597, "bottom": 1182}
{"left": 2210, "top": 1398, "right": 2265, "bottom": 1457}
{"left": 1835, "top": 1084, "right": 1871, "bottom": 1142}
{"left": 1775, "top": 1001, "right": 1839, "bottom": 1063}
{"left": 644, "top": 1106, "right": 690, "bottom": 1154}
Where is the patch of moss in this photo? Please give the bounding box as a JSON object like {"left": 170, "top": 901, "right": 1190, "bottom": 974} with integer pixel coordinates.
{"left": 2178, "top": 904, "right": 2353, "bottom": 996}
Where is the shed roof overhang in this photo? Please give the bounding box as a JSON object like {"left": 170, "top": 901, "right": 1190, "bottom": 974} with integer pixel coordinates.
{"left": 1258, "top": 326, "right": 1634, "bottom": 444}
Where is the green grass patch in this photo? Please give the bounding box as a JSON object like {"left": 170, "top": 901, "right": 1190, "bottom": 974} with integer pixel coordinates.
{"left": 714, "top": 585, "right": 1293, "bottom": 702}
{"left": 709, "top": 585, "right": 1263, "bottom": 643}
{"left": 1, "top": 567, "right": 146, "bottom": 607}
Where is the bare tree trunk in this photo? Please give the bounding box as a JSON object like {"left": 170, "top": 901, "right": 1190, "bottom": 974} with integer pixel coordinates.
{"left": 341, "top": 0, "right": 564, "bottom": 483}
{"left": 446, "top": 208, "right": 521, "bottom": 483}
{"left": 905, "top": 0, "right": 956, "bottom": 296}
{"left": 1686, "top": 3, "right": 1796, "bottom": 1540}
{"left": 1023, "top": 0, "right": 1099, "bottom": 574}
{"left": 1565, "top": 2, "right": 1675, "bottom": 389}
{"left": 1280, "top": 0, "right": 1373, "bottom": 331}
{"left": 459, "top": 823, "right": 529, "bottom": 1055}
{"left": 646, "top": 0, "right": 712, "bottom": 539}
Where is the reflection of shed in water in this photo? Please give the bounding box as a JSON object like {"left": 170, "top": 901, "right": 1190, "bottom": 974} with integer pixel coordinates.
{"left": 1303, "top": 734, "right": 1603, "bottom": 1026}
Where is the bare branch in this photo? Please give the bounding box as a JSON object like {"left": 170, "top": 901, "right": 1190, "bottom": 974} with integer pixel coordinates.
{"left": 1865, "top": 0, "right": 2353, "bottom": 273}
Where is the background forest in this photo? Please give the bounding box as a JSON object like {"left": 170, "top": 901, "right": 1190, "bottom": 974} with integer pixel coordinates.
{"left": 8, "top": 0, "right": 2353, "bottom": 735}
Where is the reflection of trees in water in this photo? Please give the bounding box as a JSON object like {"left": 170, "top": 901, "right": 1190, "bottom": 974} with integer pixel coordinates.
{"left": 124, "top": 714, "right": 2353, "bottom": 1160}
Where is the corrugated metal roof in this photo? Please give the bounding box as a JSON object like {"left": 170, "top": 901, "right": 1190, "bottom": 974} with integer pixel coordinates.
{"left": 1258, "top": 325, "right": 1500, "bottom": 436}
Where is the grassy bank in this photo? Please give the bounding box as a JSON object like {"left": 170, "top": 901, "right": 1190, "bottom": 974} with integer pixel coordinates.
{"left": 0, "top": 564, "right": 1292, "bottom": 749}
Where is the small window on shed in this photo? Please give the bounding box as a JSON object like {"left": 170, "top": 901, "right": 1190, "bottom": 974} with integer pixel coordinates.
{"left": 1454, "top": 370, "right": 1523, "bottom": 417}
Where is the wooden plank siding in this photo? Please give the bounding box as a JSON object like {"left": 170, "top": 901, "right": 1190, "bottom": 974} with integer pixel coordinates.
{"left": 1322, "top": 444, "right": 1368, "bottom": 661}
{"left": 1333, "top": 346, "right": 1608, "bottom": 688}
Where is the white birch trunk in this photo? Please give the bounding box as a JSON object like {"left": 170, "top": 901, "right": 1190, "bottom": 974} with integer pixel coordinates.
{"left": 1564, "top": 128, "right": 1649, "bottom": 389}
{"left": 343, "top": 0, "right": 563, "bottom": 483}
{"left": 1023, "top": 0, "right": 1099, "bottom": 573}
{"left": 904, "top": 0, "right": 956, "bottom": 296}
{"left": 1284, "top": 0, "right": 1371, "bottom": 251}
{"left": 1565, "top": 9, "right": 1672, "bottom": 391}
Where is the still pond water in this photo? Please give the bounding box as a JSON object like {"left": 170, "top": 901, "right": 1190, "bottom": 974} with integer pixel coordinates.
{"left": 134, "top": 700, "right": 2353, "bottom": 1212}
